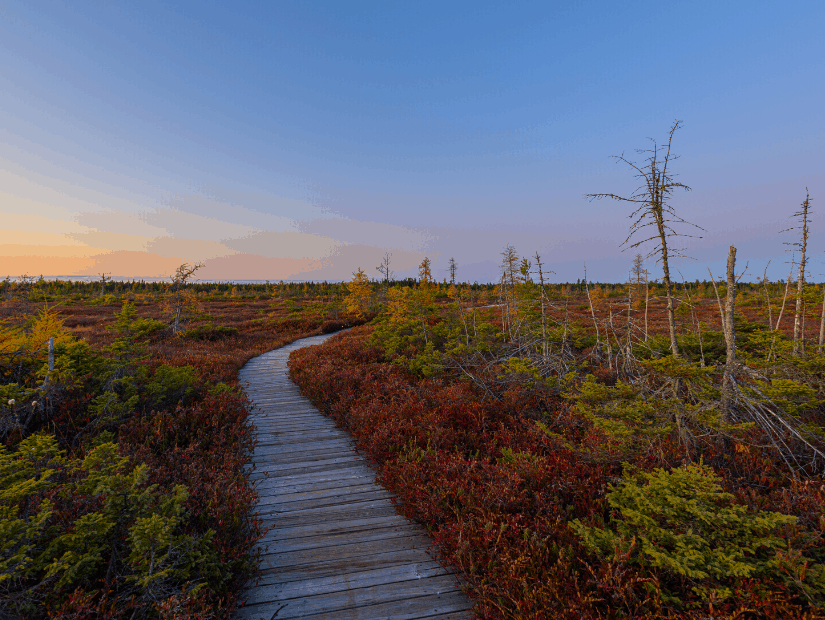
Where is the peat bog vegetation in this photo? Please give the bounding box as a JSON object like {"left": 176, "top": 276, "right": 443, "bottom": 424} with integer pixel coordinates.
{"left": 0, "top": 279, "right": 360, "bottom": 618}
{"left": 288, "top": 254, "right": 825, "bottom": 620}
{"left": 3, "top": 247, "right": 825, "bottom": 620}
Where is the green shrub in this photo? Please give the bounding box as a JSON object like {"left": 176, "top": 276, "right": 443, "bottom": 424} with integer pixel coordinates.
{"left": 144, "top": 364, "right": 198, "bottom": 410}
{"left": 570, "top": 463, "right": 820, "bottom": 602}
{"left": 182, "top": 324, "right": 237, "bottom": 341}
{"left": 0, "top": 434, "right": 216, "bottom": 613}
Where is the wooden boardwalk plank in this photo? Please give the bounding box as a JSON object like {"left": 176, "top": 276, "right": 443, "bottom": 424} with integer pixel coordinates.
{"left": 240, "top": 574, "right": 463, "bottom": 619}
{"left": 236, "top": 333, "right": 473, "bottom": 619}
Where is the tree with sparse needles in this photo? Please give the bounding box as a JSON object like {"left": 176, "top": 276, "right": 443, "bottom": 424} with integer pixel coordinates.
{"left": 448, "top": 257, "right": 458, "bottom": 286}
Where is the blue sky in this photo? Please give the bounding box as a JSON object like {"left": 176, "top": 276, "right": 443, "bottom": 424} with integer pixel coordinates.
{"left": 1, "top": 0, "right": 823, "bottom": 282}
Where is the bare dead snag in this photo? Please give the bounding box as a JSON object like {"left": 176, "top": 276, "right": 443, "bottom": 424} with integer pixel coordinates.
{"left": 583, "top": 263, "right": 601, "bottom": 355}
{"left": 721, "top": 246, "right": 737, "bottom": 423}
{"left": 587, "top": 120, "right": 704, "bottom": 357}
{"left": 534, "top": 252, "right": 551, "bottom": 360}
{"left": 762, "top": 261, "right": 773, "bottom": 331}
{"left": 786, "top": 189, "right": 812, "bottom": 356}
{"left": 375, "top": 252, "right": 394, "bottom": 294}
{"left": 819, "top": 284, "right": 825, "bottom": 353}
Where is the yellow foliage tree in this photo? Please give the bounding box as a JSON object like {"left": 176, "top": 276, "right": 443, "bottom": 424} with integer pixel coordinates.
{"left": 418, "top": 257, "right": 433, "bottom": 290}
{"left": 386, "top": 287, "right": 413, "bottom": 322}
{"left": 0, "top": 309, "right": 74, "bottom": 374}
{"left": 345, "top": 268, "right": 373, "bottom": 317}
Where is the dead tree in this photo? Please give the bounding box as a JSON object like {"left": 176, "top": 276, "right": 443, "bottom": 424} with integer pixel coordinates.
{"left": 583, "top": 263, "right": 601, "bottom": 354}
{"left": 534, "top": 252, "right": 551, "bottom": 360}
{"left": 587, "top": 120, "right": 703, "bottom": 357}
{"left": 448, "top": 257, "right": 458, "bottom": 286}
{"left": 720, "top": 246, "right": 738, "bottom": 422}
{"left": 819, "top": 282, "right": 825, "bottom": 353}
{"left": 761, "top": 262, "right": 773, "bottom": 331}
{"left": 375, "top": 252, "right": 394, "bottom": 294}
{"left": 784, "top": 189, "right": 812, "bottom": 355}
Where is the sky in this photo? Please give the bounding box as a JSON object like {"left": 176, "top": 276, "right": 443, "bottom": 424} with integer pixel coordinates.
{"left": 1, "top": 0, "right": 823, "bottom": 283}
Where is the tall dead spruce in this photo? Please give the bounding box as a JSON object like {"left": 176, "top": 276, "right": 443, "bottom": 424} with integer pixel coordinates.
{"left": 588, "top": 120, "right": 703, "bottom": 357}
{"left": 784, "top": 189, "right": 812, "bottom": 356}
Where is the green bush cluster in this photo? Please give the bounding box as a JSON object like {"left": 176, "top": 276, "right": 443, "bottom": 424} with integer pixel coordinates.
{"left": 571, "top": 463, "right": 824, "bottom": 604}
{"left": 0, "top": 433, "right": 217, "bottom": 614}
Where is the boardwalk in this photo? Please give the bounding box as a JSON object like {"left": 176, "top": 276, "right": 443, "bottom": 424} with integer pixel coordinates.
{"left": 236, "top": 332, "right": 473, "bottom": 620}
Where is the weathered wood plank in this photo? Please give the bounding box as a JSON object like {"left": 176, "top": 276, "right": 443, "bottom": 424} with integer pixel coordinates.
{"left": 253, "top": 548, "right": 446, "bottom": 587}
{"left": 250, "top": 448, "right": 360, "bottom": 466}
{"left": 240, "top": 574, "right": 463, "bottom": 619}
{"left": 260, "top": 515, "right": 410, "bottom": 542}
{"left": 255, "top": 488, "right": 394, "bottom": 513}
{"left": 248, "top": 456, "right": 363, "bottom": 477}
{"left": 243, "top": 564, "right": 449, "bottom": 606}
{"left": 256, "top": 534, "right": 435, "bottom": 570}
{"left": 256, "top": 466, "right": 375, "bottom": 488}
{"left": 256, "top": 472, "right": 375, "bottom": 494}
{"left": 263, "top": 524, "right": 422, "bottom": 554}
{"left": 258, "top": 502, "right": 403, "bottom": 529}
{"left": 237, "top": 589, "right": 471, "bottom": 620}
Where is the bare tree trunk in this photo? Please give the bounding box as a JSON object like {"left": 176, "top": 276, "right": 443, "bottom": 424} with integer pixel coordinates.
{"left": 793, "top": 190, "right": 810, "bottom": 356}
{"left": 801, "top": 298, "right": 807, "bottom": 355}
{"left": 818, "top": 284, "right": 825, "bottom": 353}
{"left": 584, "top": 264, "right": 601, "bottom": 353}
{"left": 626, "top": 279, "right": 633, "bottom": 358}
{"left": 762, "top": 262, "right": 773, "bottom": 331}
{"left": 660, "top": 238, "right": 680, "bottom": 356}
{"left": 607, "top": 306, "right": 614, "bottom": 371}
{"left": 644, "top": 279, "right": 650, "bottom": 342}
{"left": 498, "top": 276, "right": 508, "bottom": 337}
{"left": 535, "top": 253, "right": 549, "bottom": 360}
{"left": 721, "top": 246, "right": 737, "bottom": 422}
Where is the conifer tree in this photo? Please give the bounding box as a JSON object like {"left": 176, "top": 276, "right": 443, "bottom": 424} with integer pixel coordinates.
{"left": 418, "top": 257, "right": 433, "bottom": 289}
{"left": 345, "top": 267, "right": 373, "bottom": 317}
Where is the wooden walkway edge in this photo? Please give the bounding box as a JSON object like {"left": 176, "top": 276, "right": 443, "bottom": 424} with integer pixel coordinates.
{"left": 236, "top": 332, "right": 473, "bottom": 620}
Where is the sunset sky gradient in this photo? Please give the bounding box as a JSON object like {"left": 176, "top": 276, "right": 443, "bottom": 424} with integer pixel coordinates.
{"left": 1, "top": 0, "right": 823, "bottom": 283}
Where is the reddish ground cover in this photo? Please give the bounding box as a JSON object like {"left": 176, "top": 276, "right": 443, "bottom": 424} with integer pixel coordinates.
{"left": 289, "top": 326, "right": 825, "bottom": 620}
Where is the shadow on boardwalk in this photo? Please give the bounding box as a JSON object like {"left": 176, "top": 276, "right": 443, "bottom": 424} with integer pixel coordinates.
{"left": 236, "top": 332, "right": 473, "bottom": 620}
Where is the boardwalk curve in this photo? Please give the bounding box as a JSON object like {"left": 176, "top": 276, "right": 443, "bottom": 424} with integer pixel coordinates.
{"left": 236, "top": 332, "right": 473, "bottom": 620}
